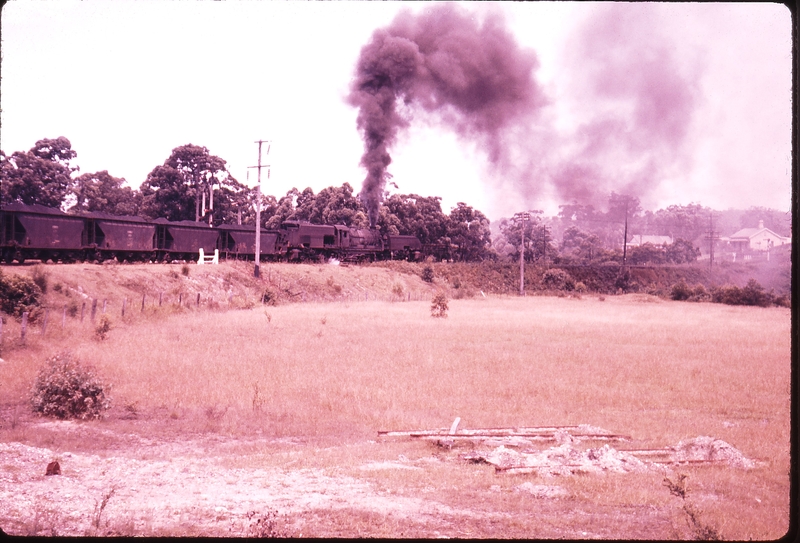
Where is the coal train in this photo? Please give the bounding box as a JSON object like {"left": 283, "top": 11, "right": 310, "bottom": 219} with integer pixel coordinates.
{"left": 0, "top": 202, "right": 423, "bottom": 264}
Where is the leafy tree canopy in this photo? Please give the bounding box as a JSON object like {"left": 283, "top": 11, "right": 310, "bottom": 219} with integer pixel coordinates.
{"left": 1, "top": 137, "right": 78, "bottom": 208}
{"left": 69, "top": 170, "right": 141, "bottom": 216}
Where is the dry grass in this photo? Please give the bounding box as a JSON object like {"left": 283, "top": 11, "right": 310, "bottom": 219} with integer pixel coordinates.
{"left": 0, "top": 262, "right": 791, "bottom": 539}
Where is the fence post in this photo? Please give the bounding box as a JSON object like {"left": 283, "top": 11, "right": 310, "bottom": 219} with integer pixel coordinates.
{"left": 21, "top": 312, "right": 28, "bottom": 344}
{"left": 122, "top": 298, "right": 127, "bottom": 317}
{"left": 91, "top": 299, "right": 97, "bottom": 323}
{"left": 81, "top": 301, "right": 86, "bottom": 322}
{"left": 103, "top": 299, "right": 107, "bottom": 314}
{"left": 142, "top": 293, "right": 146, "bottom": 312}
{"left": 196, "top": 292, "right": 200, "bottom": 307}
{"left": 179, "top": 293, "right": 182, "bottom": 306}
{"left": 159, "top": 292, "right": 163, "bottom": 307}
{"left": 41, "top": 308, "right": 49, "bottom": 336}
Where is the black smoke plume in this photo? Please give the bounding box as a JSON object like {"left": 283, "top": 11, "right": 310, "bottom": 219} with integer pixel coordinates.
{"left": 348, "top": 4, "right": 546, "bottom": 225}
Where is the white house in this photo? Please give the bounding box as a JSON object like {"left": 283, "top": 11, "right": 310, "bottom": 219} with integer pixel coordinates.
{"left": 728, "top": 220, "right": 791, "bottom": 254}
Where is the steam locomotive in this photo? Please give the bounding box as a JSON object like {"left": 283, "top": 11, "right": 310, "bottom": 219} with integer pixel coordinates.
{"left": 0, "top": 202, "right": 423, "bottom": 264}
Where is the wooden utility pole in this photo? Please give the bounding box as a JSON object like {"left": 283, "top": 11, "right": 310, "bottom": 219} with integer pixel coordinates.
{"left": 513, "top": 212, "right": 530, "bottom": 296}
{"left": 622, "top": 200, "right": 629, "bottom": 267}
{"left": 706, "top": 213, "right": 719, "bottom": 268}
{"left": 248, "top": 140, "right": 271, "bottom": 278}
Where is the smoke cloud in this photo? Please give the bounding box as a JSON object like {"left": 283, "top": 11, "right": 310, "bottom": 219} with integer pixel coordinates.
{"left": 347, "top": 4, "right": 546, "bottom": 225}
{"left": 549, "top": 3, "right": 701, "bottom": 209}
{"left": 349, "top": 3, "right": 702, "bottom": 220}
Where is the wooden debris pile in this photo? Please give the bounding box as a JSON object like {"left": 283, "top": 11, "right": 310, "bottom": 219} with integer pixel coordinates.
{"left": 378, "top": 418, "right": 632, "bottom": 449}
{"left": 379, "top": 420, "right": 756, "bottom": 476}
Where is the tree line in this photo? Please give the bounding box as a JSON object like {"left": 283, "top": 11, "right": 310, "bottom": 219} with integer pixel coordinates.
{"left": 2, "top": 137, "right": 790, "bottom": 264}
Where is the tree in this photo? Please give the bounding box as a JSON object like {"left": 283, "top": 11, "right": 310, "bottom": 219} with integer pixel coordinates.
{"left": 665, "top": 238, "right": 698, "bottom": 264}
{"left": 497, "top": 213, "right": 553, "bottom": 263}
{"left": 140, "top": 144, "right": 245, "bottom": 224}
{"left": 139, "top": 165, "right": 194, "bottom": 221}
{"left": 163, "top": 144, "right": 240, "bottom": 222}
{"left": 379, "top": 194, "right": 449, "bottom": 245}
{"left": 1, "top": 137, "right": 78, "bottom": 208}
{"left": 69, "top": 171, "right": 140, "bottom": 216}
{"left": 446, "top": 202, "right": 493, "bottom": 261}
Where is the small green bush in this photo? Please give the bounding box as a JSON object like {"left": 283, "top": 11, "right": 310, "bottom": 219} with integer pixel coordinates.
{"left": 421, "top": 265, "right": 435, "bottom": 283}
{"left": 0, "top": 269, "right": 42, "bottom": 319}
{"left": 574, "top": 281, "right": 587, "bottom": 293}
{"left": 31, "top": 352, "right": 111, "bottom": 420}
{"left": 542, "top": 268, "right": 575, "bottom": 291}
{"left": 431, "top": 292, "right": 449, "bottom": 318}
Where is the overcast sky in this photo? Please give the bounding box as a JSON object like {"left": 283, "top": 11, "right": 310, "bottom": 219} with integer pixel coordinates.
{"left": 1, "top": 1, "right": 792, "bottom": 220}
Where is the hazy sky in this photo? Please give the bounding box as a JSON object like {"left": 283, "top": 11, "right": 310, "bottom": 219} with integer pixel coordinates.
{"left": 1, "top": 1, "right": 792, "bottom": 220}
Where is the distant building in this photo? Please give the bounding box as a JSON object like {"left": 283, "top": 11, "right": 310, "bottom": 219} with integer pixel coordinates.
{"left": 728, "top": 220, "right": 791, "bottom": 255}
{"left": 627, "top": 234, "right": 673, "bottom": 247}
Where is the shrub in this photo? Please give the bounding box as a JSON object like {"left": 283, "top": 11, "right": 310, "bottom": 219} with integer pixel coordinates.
{"left": 181, "top": 264, "right": 191, "bottom": 276}
{"left": 31, "top": 352, "right": 111, "bottom": 420}
{"left": 392, "top": 283, "right": 404, "bottom": 298}
{"left": 711, "top": 280, "right": 773, "bottom": 307}
{"left": 31, "top": 266, "right": 49, "bottom": 293}
{"left": 670, "top": 281, "right": 692, "bottom": 301}
{"left": 542, "top": 269, "right": 575, "bottom": 291}
{"left": 574, "top": 282, "right": 587, "bottom": 293}
{"left": 431, "top": 292, "right": 449, "bottom": 318}
{"left": 421, "top": 265, "right": 435, "bottom": 283}
{"left": 0, "top": 269, "right": 42, "bottom": 319}
{"left": 261, "top": 288, "right": 278, "bottom": 306}
{"left": 95, "top": 315, "right": 112, "bottom": 340}
{"left": 689, "top": 284, "right": 711, "bottom": 302}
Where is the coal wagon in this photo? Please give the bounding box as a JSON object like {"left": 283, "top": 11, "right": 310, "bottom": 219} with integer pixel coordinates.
{"left": 0, "top": 203, "right": 84, "bottom": 263}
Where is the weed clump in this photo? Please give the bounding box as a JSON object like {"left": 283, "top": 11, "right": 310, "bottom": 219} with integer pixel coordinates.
{"left": 31, "top": 352, "right": 111, "bottom": 420}
{"left": 431, "top": 292, "right": 449, "bottom": 318}
{"left": 421, "top": 265, "right": 435, "bottom": 283}
{"left": 181, "top": 264, "right": 191, "bottom": 277}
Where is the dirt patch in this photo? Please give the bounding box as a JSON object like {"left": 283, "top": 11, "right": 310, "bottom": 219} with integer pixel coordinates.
{"left": 0, "top": 425, "right": 489, "bottom": 537}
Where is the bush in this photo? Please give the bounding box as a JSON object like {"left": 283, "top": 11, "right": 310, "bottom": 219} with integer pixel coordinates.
{"left": 430, "top": 292, "right": 449, "bottom": 318}
{"left": 31, "top": 352, "right": 111, "bottom": 420}
{"left": 670, "top": 281, "right": 692, "bottom": 301}
{"left": 95, "top": 315, "right": 112, "bottom": 340}
{"left": 542, "top": 269, "right": 575, "bottom": 291}
{"left": 0, "top": 269, "right": 42, "bottom": 319}
{"left": 421, "top": 265, "right": 435, "bottom": 283}
{"left": 261, "top": 288, "right": 278, "bottom": 306}
{"left": 711, "top": 280, "right": 773, "bottom": 307}
{"left": 574, "top": 282, "right": 587, "bottom": 293}
{"left": 31, "top": 265, "right": 49, "bottom": 293}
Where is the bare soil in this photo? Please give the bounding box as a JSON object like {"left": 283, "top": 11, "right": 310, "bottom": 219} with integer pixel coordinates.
{"left": 0, "top": 407, "right": 763, "bottom": 539}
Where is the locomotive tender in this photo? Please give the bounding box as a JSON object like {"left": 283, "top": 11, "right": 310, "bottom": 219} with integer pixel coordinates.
{"left": 0, "top": 202, "right": 422, "bottom": 264}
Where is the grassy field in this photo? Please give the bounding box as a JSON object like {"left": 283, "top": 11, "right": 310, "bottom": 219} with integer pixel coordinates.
{"left": 0, "top": 263, "right": 792, "bottom": 539}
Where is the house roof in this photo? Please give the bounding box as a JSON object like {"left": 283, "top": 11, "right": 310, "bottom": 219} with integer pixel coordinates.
{"left": 628, "top": 234, "right": 673, "bottom": 246}
{"left": 729, "top": 226, "right": 789, "bottom": 241}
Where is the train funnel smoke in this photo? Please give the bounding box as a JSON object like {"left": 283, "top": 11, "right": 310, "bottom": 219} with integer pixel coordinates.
{"left": 348, "top": 4, "right": 546, "bottom": 225}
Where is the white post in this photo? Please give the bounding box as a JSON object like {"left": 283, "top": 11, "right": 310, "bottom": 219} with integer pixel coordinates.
{"left": 198, "top": 248, "right": 205, "bottom": 265}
